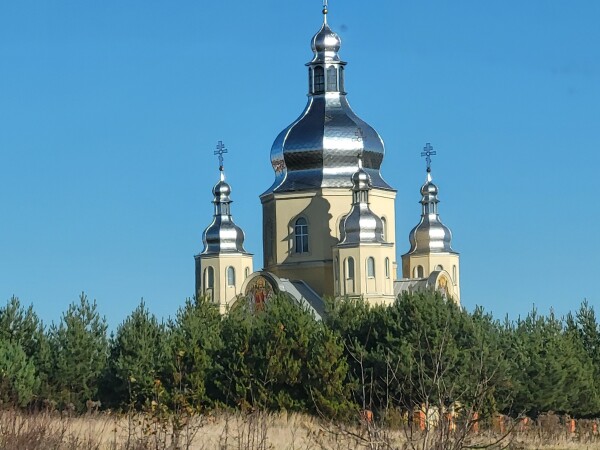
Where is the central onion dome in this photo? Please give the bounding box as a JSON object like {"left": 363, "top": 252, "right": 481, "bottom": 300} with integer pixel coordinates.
{"left": 406, "top": 169, "right": 456, "bottom": 255}
{"left": 262, "top": 7, "right": 393, "bottom": 196}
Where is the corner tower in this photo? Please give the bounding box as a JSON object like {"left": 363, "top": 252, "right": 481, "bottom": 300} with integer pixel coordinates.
{"left": 401, "top": 144, "right": 460, "bottom": 303}
{"left": 195, "top": 143, "right": 253, "bottom": 313}
{"left": 333, "top": 155, "right": 395, "bottom": 304}
{"left": 260, "top": 4, "right": 397, "bottom": 296}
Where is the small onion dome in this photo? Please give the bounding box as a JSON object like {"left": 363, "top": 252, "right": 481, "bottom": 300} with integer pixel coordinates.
{"left": 340, "top": 157, "right": 385, "bottom": 245}
{"left": 406, "top": 171, "right": 456, "bottom": 255}
{"left": 310, "top": 22, "right": 342, "bottom": 62}
{"left": 351, "top": 163, "right": 371, "bottom": 191}
{"left": 212, "top": 172, "right": 232, "bottom": 201}
{"left": 201, "top": 171, "right": 249, "bottom": 255}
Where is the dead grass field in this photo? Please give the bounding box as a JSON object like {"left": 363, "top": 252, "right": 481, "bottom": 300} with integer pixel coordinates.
{"left": 0, "top": 409, "right": 599, "bottom": 450}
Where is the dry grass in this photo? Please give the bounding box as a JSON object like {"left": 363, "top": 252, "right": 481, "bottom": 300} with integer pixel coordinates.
{"left": 0, "top": 409, "right": 599, "bottom": 450}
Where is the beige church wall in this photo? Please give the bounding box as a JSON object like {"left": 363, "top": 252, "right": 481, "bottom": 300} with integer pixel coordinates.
{"left": 196, "top": 253, "right": 253, "bottom": 314}
{"left": 261, "top": 187, "right": 397, "bottom": 296}
{"left": 333, "top": 244, "right": 396, "bottom": 305}
{"left": 401, "top": 252, "right": 460, "bottom": 303}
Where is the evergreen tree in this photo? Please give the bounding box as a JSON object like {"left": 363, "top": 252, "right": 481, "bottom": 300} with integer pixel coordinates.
{"left": 0, "top": 297, "right": 51, "bottom": 401}
{"left": 49, "top": 293, "right": 108, "bottom": 410}
{"left": 105, "top": 300, "right": 169, "bottom": 408}
{"left": 0, "top": 339, "right": 39, "bottom": 407}
{"left": 167, "top": 296, "right": 222, "bottom": 409}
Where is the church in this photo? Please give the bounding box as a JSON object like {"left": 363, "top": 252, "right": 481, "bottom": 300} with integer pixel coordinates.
{"left": 194, "top": 5, "right": 460, "bottom": 317}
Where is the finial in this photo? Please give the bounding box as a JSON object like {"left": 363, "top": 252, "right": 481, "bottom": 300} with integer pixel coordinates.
{"left": 322, "top": 0, "right": 328, "bottom": 23}
{"left": 357, "top": 151, "right": 363, "bottom": 169}
{"left": 214, "top": 140, "right": 228, "bottom": 173}
{"left": 421, "top": 143, "right": 436, "bottom": 173}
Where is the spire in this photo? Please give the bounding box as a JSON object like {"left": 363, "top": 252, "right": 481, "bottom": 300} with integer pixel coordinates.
{"left": 339, "top": 149, "right": 385, "bottom": 245}
{"left": 201, "top": 143, "right": 248, "bottom": 255}
{"left": 322, "top": 0, "right": 328, "bottom": 23}
{"left": 406, "top": 143, "right": 455, "bottom": 254}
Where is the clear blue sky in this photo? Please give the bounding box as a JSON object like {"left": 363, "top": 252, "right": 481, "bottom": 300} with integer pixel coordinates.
{"left": 1, "top": 1, "right": 599, "bottom": 329}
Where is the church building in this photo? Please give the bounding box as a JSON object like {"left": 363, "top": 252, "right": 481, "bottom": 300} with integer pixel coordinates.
{"left": 194, "top": 5, "right": 460, "bottom": 316}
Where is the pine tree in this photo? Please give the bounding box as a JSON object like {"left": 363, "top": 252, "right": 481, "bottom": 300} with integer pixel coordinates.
{"left": 105, "top": 300, "right": 169, "bottom": 408}
{"left": 49, "top": 293, "right": 108, "bottom": 410}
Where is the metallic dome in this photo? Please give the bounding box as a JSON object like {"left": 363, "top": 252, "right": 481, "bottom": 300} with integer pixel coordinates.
{"left": 406, "top": 171, "right": 456, "bottom": 255}
{"left": 311, "top": 22, "right": 342, "bottom": 61}
{"left": 339, "top": 157, "right": 385, "bottom": 245}
{"left": 201, "top": 171, "right": 249, "bottom": 255}
{"left": 262, "top": 9, "right": 393, "bottom": 196}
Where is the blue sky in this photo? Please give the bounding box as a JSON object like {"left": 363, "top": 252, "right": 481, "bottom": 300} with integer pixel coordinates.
{"left": 1, "top": 1, "right": 599, "bottom": 328}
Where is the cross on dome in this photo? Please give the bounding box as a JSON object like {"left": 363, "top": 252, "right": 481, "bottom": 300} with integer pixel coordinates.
{"left": 214, "top": 140, "right": 228, "bottom": 172}
{"left": 421, "top": 143, "right": 436, "bottom": 172}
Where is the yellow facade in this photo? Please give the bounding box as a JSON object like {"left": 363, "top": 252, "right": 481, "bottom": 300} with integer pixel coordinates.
{"left": 195, "top": 253, "right": 254, "bottom": 314}
{"left": 261, "top": 187, "right": 397, "bottom": 297}
{"left": 401, "top": 252, "right": 460, "bottom": 304}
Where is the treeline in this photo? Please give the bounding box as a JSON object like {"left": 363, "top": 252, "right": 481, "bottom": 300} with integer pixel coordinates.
{"left": 0, "top": 292, "right": 599, "bottom": 421}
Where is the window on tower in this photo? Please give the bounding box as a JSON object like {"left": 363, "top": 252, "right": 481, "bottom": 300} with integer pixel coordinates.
{"left": 294, "top": 217, "right": 309, "bottom": 253}
{"left": 385, "top": 257, "right": 390, "bottom": 278}
{"left": 346, "top": 257, "right": 355, "bottom": 279}
{"left": 227, "top": 266, "right": 235, "bottom": 286}
{"left": 416, "top": 265, "right": 424, "bottom": 278}
{"left": 204, "top": 266, "right": 215, "bottom": 301}
{"left": 314, "top": 66, "right": 325, "bottom": 94}
{"left": 367, "top": 257, "right": 375, "bottom": 278}
{"left": 327, "top": 66, "right": 338, "bottom": 91}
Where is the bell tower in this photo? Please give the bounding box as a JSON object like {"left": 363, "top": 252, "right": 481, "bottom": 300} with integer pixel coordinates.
{"left": 195, "top": 142, "right": 253, "bottom": 313}
{"left": 333, "top": 154, "right": 396, "bottom": 304}
{"left": 401, "top": 144, "right": 460, "bottom": 303}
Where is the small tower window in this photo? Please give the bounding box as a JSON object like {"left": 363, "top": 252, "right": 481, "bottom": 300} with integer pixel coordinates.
{"left": 204, "top": 266, "right": 215, "bottom": 299}
{"left": 308, "top": 67, "right": 313, "bottom": 93}
{"left": 339, "top": 66, "right": 345, "bottom": 91}
{"left": 436, "top": 264, "right": 444, "bottom": 271}
{"left": 327, "top": 66, "right": 338, "bottom": 91}
{"left": 381, "top": 217, "right": 387, "bottom": 241}
{"left": 385, "top": 257, "right": 390, "bottom": 278}
{"left": 453, "top": 265, "right": 457, "bottom": 283}
{"left": 245, "top": 267, "right": 250, "bottom": 279}
{"left": 416, "top": 265, "right": 424, "bottom": 278}
{"left": 367, "top": 257, "right": 375, "bottom": 278}
{"left": 334, "top": 256, "right": 339, "bottom": 282}
{"left": 314, "top": 66, "right": 325, "bottom": 94}
{"left": 346, "top": 257, "right": 355, "bottom": 279}
{"left": 294, "top": 217, "right": 309, "bottom": 253}
{"left": 227, "top": 266, "right": 235, "bottom": 286}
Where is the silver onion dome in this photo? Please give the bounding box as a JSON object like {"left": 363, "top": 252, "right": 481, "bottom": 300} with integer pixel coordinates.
{"left": 201, "top": 171, "right": 249, "bottom": 254}
{"left": 339, "top": 156, "right": 385, "bottom": 245}
{"left": 262, "top": 6, "right": 393, "bottom": 196}
{"left": 406, "top": 170, "right": 456, "bottom": 255}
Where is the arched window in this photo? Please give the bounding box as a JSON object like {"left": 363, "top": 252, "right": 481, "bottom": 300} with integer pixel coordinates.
{"left": 294, "top": 217, "right": 309, "bottom": 253}
{"left": 417, "top": 265, "right": 424, "bottom": 278}
{"left": 204, "top": 267, "right": 214, "bottom": 292}
{"left": 245, "top": 267, "right": 250, "bottom": 279}
{"left": 385, "top": 257, "right": 390, "bottom": 278}
{"left": 381, "top": 217, "right": 387, "bottom": 241}
{"left": 367, "top": 257, "right": 375, "bottom": 278}
{"left": 227, "top": 266, "right": 235, "bottom": 286}
{"left": 327, "top": 66, "right": 338, "bottom": 91}
{"left": 339, "top": 66, "right": 345, "bottom": 91}
{"left": 334, "top": 256, "right": 339, "bottom": 282}
{"left": 314, "top": 66, "right": 325, "bottom": 94}
{"left": 308, "top": 67, "right": 313, "bottom": 92}
{"left": 435, "top": 264, "right": 444, "bottom": 271}
{"left": 346, "top": 257, "right": 355, "bottom": 279}
{"left": 452, "top": 265, "right": 457, "bottom": 283}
